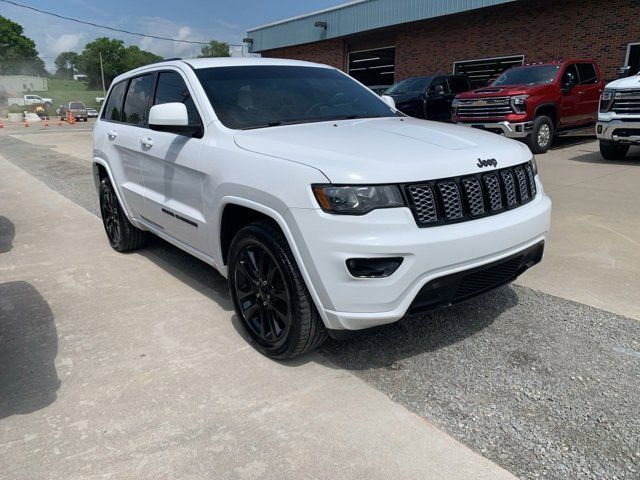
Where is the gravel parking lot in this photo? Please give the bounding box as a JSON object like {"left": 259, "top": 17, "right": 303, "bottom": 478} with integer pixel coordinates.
{"left": 1, "top": 123, "right": 639, "bottom": 479}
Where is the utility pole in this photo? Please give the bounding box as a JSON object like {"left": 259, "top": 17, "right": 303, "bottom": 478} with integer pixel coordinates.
{"left": 99, "top": 52, "right": 106, "bottom": 97}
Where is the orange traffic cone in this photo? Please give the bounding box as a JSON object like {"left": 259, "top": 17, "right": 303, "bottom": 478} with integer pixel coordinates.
{"left": 0, "top": 119, "right": 4, "bottom": 128}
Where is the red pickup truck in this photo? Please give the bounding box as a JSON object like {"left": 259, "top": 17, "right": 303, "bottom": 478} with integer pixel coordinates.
{"left": 452, "top": 60, "right": 604, "bottom": 153}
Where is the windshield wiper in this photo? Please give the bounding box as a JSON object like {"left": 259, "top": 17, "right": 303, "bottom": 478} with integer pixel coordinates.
{"left": 241, "top": 121, "right": 283, "bottom": 130}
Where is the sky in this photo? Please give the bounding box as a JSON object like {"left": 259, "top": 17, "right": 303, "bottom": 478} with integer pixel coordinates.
{"left": 0, "top": 0, "right": 348, "bottom": 71}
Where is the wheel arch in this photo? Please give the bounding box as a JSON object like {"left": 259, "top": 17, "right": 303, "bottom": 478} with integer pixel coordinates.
{"left": 217, "top": 197, "right": 330, "bottom": 326}
{"left": 92, "top": 159, "right": 136, "bottom": 223}
{"left": 534, "top": 103, "right": 558, "bottom": 128}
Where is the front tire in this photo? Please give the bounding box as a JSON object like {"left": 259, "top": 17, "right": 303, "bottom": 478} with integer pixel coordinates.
{"left": 526, "top": 115, "right": 554, "bottom": 154}
{"left": 99, "top": 178, "right": 147, "bottom": 252}
{"left": 228, "top": 221, "right": 326, "bottom": 359}
{"left": 599, "top": 141, "right": 629, "bottom": 160}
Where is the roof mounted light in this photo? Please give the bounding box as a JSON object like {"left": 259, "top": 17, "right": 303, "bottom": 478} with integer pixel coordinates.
{"left": 314, "top": 21, "right": 327, "bottom": 29}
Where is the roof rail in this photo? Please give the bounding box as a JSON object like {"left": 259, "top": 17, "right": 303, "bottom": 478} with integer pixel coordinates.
{"left": 148, "top": 57, "right": 183, "bottom": 66}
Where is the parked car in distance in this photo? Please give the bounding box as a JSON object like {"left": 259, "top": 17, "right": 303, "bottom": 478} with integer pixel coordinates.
{"left": 87, "top": 107, "right": 99, "bottom": 118}
{"left": 596, "top": 73, "right": 640, "bottom": 159}
{"left": 384, "top": 75, "right": 471, "bottom": 121}
{"left": 93, "top": 58, "right": 551, "bottom": 359}
{"left": 453, "top": 60, "right": 604, "bottom": 153}
{"left": 67, "top": 101, "right": 88, "bottom": 122}
{"left": 8, "top": 94, "right": 53, "bottom": 109}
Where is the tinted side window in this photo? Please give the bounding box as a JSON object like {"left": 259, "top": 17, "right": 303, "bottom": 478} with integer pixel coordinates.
{"left": 154, "top": 71, "right": 201, "bottom": 124}
{"left": 123, "top": 74, "right": 153, "bottom": 126}
{"left": 103, "top": 81, "right": 127, "bottom": 122}
{"left": 448, "top": 76, "right": 471, "bottom": 94}
{"left": 577, "top": 63, "right": 598, "bottom": 84}
{"left": 428, "top": 77, "right": 450, "bottom": 95}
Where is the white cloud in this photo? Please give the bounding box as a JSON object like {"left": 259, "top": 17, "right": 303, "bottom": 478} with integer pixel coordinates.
{"left": 45, "top": 33, "right": 84, "bottom": 56}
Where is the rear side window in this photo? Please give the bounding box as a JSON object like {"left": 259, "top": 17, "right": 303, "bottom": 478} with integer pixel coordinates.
{"left": 69, "top": 102, "right": 85, "bottom": 109}
{"left": 448, "top": 76, "right": 471, "bottom": 94}
{"left": 153, "top": 71, "right": 201, "bottom": 125}
{"left": 123, "top": 74, "right": 153, "bottom": 126}
{"left": 103, "top": 81, "right": 127, "bottom": 122}
{"left": 577, "top": 63, "right": 598, "bottom": 84}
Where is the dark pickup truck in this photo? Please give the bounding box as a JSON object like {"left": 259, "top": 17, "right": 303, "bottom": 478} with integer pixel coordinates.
{"left": 384, "top": 74, "right": 471, "bottom": 122}
{"left": 452, "top": 60, "right": 604, "bottom": 153}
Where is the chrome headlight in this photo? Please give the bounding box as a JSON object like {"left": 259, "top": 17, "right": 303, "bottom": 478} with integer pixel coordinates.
{"left": 312, "top": 185, "right": 405, "bottom": 215}
{"left": 600, "top": 89, "right": 615, "bottom": 112}
{"left": 510, "top": 95, "right": 528, "bottom": 113}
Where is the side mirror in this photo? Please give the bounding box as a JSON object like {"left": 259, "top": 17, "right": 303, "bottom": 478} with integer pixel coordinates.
{"left": 381, "top": 95, "right": 396, "bottom": 109}
{"left": 561, "top": 73, "right": 577, "bottom": 94}
{"left": 149, "top": 103, "right": 202, "bottom": 136}
{"left": 618, "top": 66, "right": 631, "bottom": 78}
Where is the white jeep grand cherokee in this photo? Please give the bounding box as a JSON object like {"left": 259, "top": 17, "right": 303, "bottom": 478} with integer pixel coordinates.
{"left": 93, "top": 58, "right": 551, "bottom": 359}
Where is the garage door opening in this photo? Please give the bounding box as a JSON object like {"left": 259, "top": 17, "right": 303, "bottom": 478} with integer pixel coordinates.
{"left": 453, "top": 55, "right": 525, "bottom": 88}
{"left": 625, "top": 43, "right": 640, "bottom": 76}
{"left": 348, "top": 46, "right": 395, "bottom": 91}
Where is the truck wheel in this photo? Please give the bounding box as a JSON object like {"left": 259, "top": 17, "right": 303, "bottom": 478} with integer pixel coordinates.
{"left": 99, "top": 178, "right": 147, "bottom": 252}
{"left": 526, "top": 116, "right": 554, "bottom": 154}
{"left": 228, "top": 221, "right": 327, "bottom": 359}
{"left": 599, "top": 141, "right": 630, "bottom": 160}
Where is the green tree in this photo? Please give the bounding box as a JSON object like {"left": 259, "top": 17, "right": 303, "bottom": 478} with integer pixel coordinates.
{"left": 80, "top": 37, "right": 163, "bottom": 89}
{"left": 122, "top": 46, "right": 162, "bottom": 72}
{"left": 197, "top": 40, "right": 230, "bottom": 58}
{"left": 0, "top": 15, "right": 47, "bottom": 76}
{"left": 54, "top": 51, "right": 80, "bottom": 79}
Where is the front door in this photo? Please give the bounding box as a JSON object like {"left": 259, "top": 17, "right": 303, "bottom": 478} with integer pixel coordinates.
{"left": 558, "top": 63, "right": 581, "bottom": 128}
{"left": 138, "top": 69, "right": 209, "bottom": 256}
{"left": 425, "top": 77, "right": 452, "bottom": 121}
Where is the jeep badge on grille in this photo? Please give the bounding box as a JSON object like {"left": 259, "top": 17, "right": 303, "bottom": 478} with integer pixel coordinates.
{"left": 477, "top": 158, "right": 498, "bottom": 168}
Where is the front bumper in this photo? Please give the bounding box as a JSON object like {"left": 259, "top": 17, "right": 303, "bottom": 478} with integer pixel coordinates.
{"left": 596, "top": 118, "right": 640, "bottom": 144}
{"left": 457, "top": 120, "right": 533, "bottom": 139}
{"left": 287, "top": 183, "right": 551, "bottom": 331}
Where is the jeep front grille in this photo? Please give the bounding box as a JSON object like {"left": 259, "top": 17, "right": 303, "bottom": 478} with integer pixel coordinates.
{"left": 405, "top": 161, "right": 537, "bottom": 228}
{"left": 456, "top": 97, "right": 513, "bottom": 119}
{"left": 611, "top": 90, "right": 640, "bottom": 115}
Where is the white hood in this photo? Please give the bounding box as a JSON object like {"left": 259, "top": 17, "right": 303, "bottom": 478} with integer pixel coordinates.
{"left": 234, "top": 117, "right": 533, "bottom": 184}
{"left": 604, "top": 74, "right": 640, "bottom": 90}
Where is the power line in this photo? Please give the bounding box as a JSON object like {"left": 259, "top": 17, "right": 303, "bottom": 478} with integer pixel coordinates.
{"left": 0, "top": 0, "right": 244, "bottom": 46}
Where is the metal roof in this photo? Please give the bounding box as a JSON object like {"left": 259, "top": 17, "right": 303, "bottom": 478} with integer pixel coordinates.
{"left": 247, "top": 0, "right": 517, "bottom": 53}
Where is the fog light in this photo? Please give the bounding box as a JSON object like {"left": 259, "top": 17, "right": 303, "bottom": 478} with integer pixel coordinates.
{"left": 346, "top": 257, "right": 403, "bottom": 278}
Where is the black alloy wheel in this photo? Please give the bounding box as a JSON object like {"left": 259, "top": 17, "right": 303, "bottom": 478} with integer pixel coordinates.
{"left": 233, "top": 243, "right": 291, "bottom": 347}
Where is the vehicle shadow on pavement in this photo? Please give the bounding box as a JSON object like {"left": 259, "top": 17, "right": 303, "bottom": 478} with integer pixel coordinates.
{"left": 550, "top": 135, "right": 595, "bottom": 150}
{"left": 569, "top": 146, "right": 640, "bottom": 165}
{"left": 320, "top": 286, "right": 519, "bottom": 369}
{"left": 0, "top": 216, "right": 15, "bottom": 253}
{"left": 0, "top": 281, "right": 60, "bottom": 420}
{"left": 136, "top": 236, "right": 234, "bottom": 311}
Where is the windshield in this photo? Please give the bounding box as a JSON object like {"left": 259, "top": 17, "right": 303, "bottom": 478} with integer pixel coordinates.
{"left": 195, "top": 66, "right": 396, "bottom": 130}
{"left": 492, "top": 65, "right": 560, "bottom": 86}
{"left": 385, "top": 77, "right": 432, "bottom": 95}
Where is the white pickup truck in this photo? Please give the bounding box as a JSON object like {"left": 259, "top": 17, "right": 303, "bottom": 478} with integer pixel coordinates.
{"left": 8, "top": 94, "right": 54, "bottom": 108}
{"left": 597, "top": 73, "right": 640, "bottom": 159}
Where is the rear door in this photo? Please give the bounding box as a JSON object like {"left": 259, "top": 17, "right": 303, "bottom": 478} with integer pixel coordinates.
{"left": 575, "top": 62, "right": 602, "bottom": 124}
{"left": 96, "top": 78, "right": 148, "bottom": 218}
{"left": 138, "top": 69, "right": 209, "bottom": 255}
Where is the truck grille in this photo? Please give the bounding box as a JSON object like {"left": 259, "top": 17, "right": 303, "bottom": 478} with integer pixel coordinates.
{"left": 456, "top": 97, "right": 513, "bottom": 119}
{"left": 611, "top": 90, "right": 640, "bottom": 115}
{"left": 405, "top": 161, "right": 537, "bottom": 228}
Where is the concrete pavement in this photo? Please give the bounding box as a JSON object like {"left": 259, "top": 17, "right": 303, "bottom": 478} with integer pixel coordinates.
{"left": 0, "top": 154, "right": 515, "bottom": 478}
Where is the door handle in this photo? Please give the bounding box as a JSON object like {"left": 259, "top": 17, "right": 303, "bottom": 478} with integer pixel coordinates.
{"left": 107, "top": 130, "right": 118, "bottom": 140}
{"left": 140, "top": 137, "right": 154, "bottom": 148}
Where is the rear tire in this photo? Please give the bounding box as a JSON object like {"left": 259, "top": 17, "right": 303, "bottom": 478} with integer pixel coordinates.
{"left": 526, "top": 115, "right": 554, "bottom": 154}
{"left": 99, "top": 178, "right": 147, "bottom": 252}
{"left": 599, "top": 141, "right": 629, "bottom": 160}
{"left": 228, "top": 221, "right": 327, "bottom": 359}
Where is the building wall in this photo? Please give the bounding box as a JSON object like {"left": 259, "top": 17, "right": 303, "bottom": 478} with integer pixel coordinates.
{"left": 263, "top": 38, "right": 345, "bottom": 70}
{"left": 261, "top": 0, "right": 640, "bottom": 83}
{"left": 0, "top": 75, "right": 48, "bottom": 95}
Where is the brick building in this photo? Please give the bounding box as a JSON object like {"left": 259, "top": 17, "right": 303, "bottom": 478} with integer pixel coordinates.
{"left": 245, "top": 0, "right": 640, "bottom": 89}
